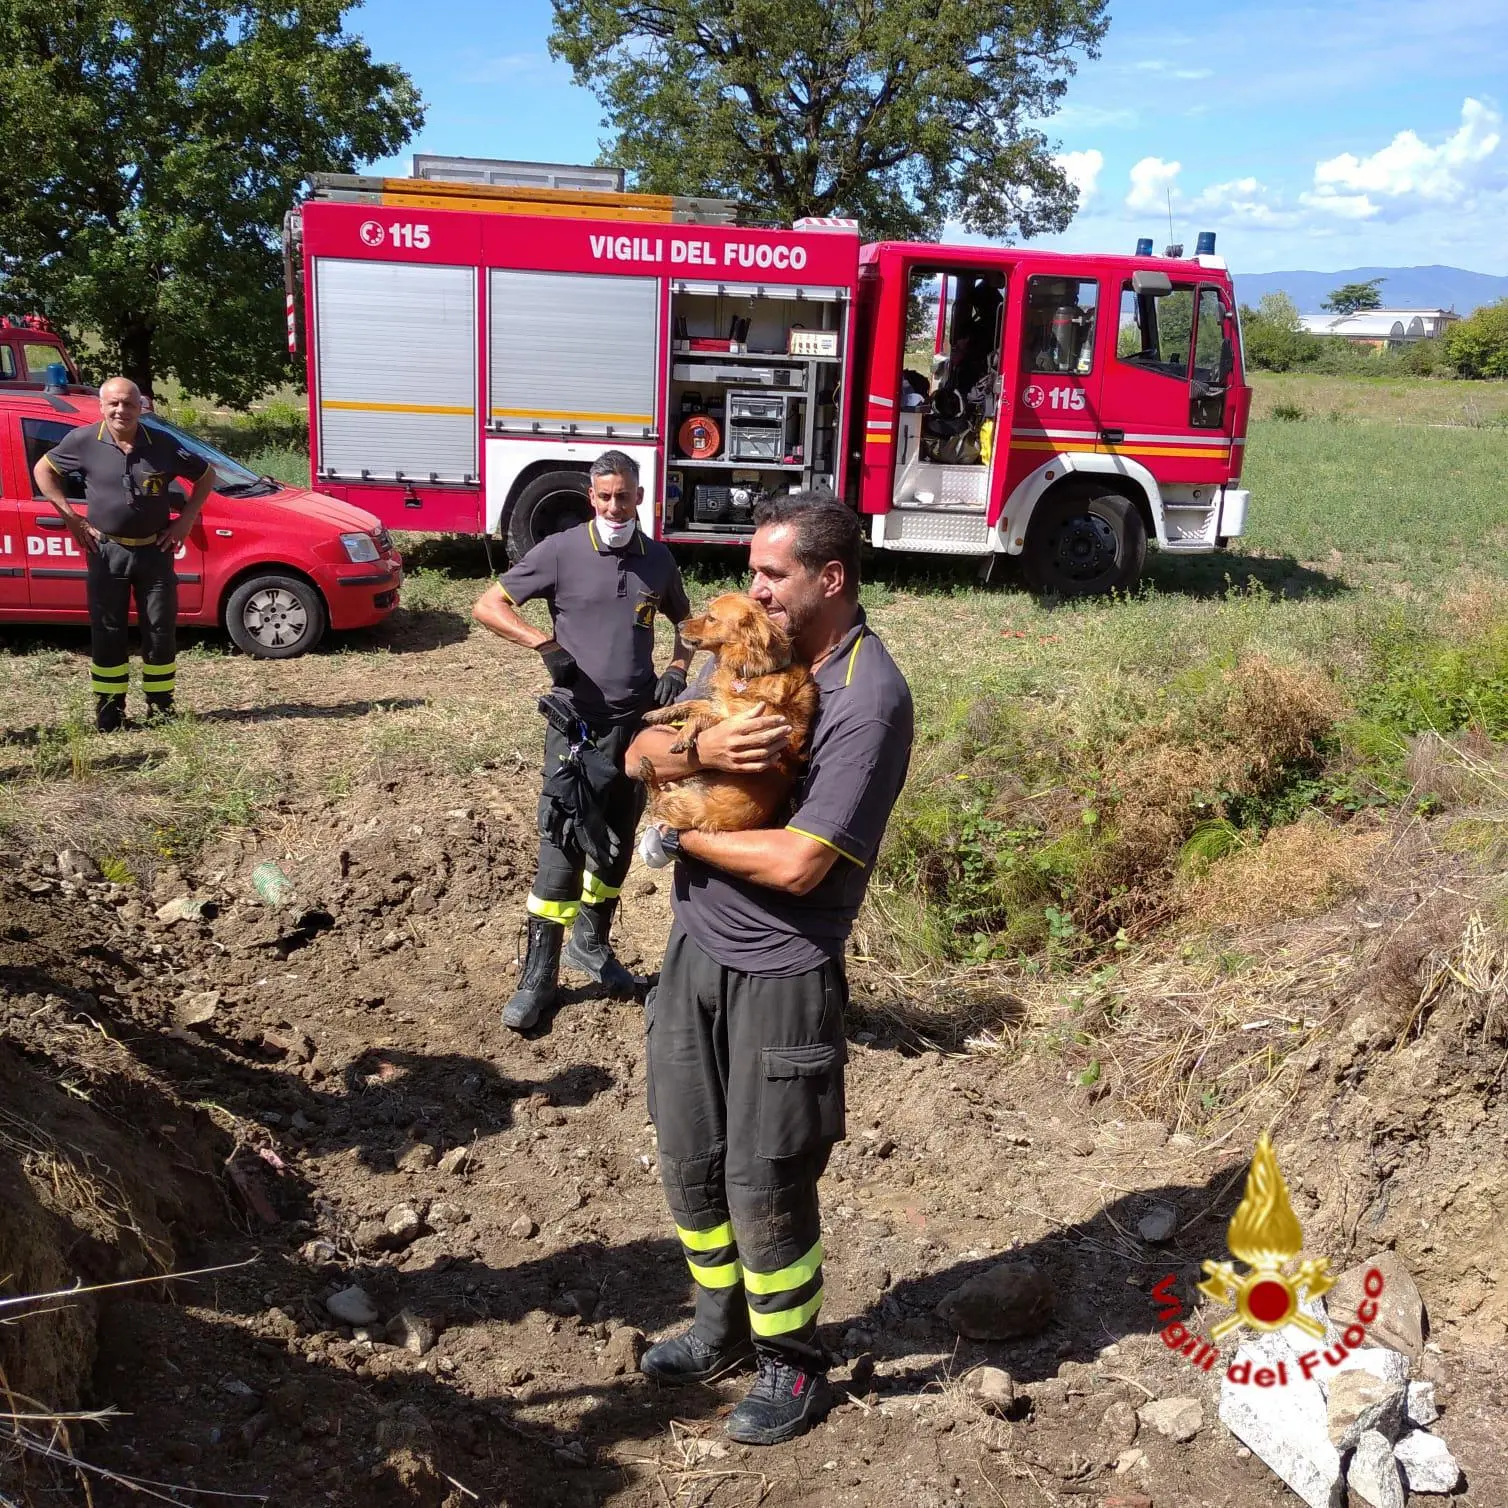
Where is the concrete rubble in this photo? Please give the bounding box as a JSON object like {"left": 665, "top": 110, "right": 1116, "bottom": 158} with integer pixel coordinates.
{"left": 1213, "top": 1258, "right": 1460, "bottom": 1508}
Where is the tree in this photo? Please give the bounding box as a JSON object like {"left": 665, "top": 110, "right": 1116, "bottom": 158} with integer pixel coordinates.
{"left": 1444, "top": 298, "right": 1508, "bottom": 380}
{"left": 1237, "top": 292, "right": 1317, "bottom": 372}
{"left": 1321, "top": 278, "right": 1385, "bottom": 315}
{"left": 0, "top": 0, "right": 423, "bottom": 403}
{"left": 548, "top": 0, "right": 1109, "bottom": 243}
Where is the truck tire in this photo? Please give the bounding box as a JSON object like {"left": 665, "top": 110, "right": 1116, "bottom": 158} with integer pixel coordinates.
{"left": 1022, "top": 488, "right": 1146, "bottom": 598}
{"left": 224, "top": 573, "right": 328, "bottom": 658}
{"left": 506, "top": 469, "right": 592, "bottom": 561}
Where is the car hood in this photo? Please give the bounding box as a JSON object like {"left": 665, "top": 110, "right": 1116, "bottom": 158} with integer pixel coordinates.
{"left": 243, "top": 486, "right": 384, "bottom": 533}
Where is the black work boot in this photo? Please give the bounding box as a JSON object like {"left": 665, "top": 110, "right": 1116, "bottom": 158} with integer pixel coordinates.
{"left": 144, "top": 693, "right": 176, "bottom": 725}
{"left": 640, "top": 1327, "right": 755, "bottom": 1387}
{"left": 564, "top": 899, "right": 639, "bottom": 998}
{"left": 503, "top": 916, "right": 563, "bottom": 1032}
{"left": 94, "top": 694, "right": 127, "bottom": 733}
{"left": 724, "top": 1355, "right": 831, "bottom": 1445}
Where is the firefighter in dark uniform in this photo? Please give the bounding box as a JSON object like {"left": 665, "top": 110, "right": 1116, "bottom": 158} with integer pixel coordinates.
{"left": 33, "top": 377, "right": 214, "bottom": 731}
{"left": 472, "top": 450, "right": 692, "bottom": 1033}
{"left": 627, "top": 494, "right": 914, "bottom": 1445}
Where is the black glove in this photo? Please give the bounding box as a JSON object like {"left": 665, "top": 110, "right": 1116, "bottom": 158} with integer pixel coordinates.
{"left": 540, "top": 646, "right": 578, "bottom": 687}
{"left": 654, "top": 666, "right": 687, "bottom": 707}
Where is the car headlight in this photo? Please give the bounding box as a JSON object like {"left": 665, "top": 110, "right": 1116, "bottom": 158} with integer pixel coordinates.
{"left": 340, "top": 532, "right": 380, "bottom": 563}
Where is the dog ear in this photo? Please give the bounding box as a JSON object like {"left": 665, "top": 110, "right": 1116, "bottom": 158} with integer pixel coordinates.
{"left": 732, "top": 601, "right": 790, "bottom": 678}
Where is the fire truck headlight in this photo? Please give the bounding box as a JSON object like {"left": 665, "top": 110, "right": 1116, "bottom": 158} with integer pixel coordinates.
{"left": 340, "top": 532, "right": 381, "bottom": 563}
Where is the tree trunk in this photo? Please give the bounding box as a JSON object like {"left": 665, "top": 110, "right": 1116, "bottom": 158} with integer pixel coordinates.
{"left": 118, "top": 325, "right": 155, "bottom": 401}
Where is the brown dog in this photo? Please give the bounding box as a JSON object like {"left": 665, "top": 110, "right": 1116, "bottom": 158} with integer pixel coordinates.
{"left": 638, "top": 593, "right": 818, "bottom": 832}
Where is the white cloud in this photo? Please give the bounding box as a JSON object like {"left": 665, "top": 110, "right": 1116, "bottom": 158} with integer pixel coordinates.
{"left": 1192, "top": 176, "right": 1301, "bottom": 229}
{"left": 1128, "top": 58, "right": 1214, "bottom": 80}
{"left": 1126, "top": 157, "right": 1181, "bottom": 214}
{"left": 1306, "top": 97, "right": 1506, "bottom": 219}
{"left": 1055, "top": 149, "right": 1104, "bottom": 209}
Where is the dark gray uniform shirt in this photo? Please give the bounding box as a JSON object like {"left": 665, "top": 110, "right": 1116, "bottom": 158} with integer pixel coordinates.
{"left": 499, "top": 518, "right": 691, "bottom": 725}
{"left": 43, "top": 421, "right": 208, "bottom": 538}
{"left": 672, "top": 610, "right": 914, "bottom": 976}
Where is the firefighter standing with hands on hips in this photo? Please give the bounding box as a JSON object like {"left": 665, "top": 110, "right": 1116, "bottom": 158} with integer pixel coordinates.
{"left": 472, "top": 450, "right": 692, "bottom": 1033}
{"left": 33, "top": 377, "right": 214, "bottom": 731}
{"left": 627, "top": 494, "right": 913, "bottom": 1445}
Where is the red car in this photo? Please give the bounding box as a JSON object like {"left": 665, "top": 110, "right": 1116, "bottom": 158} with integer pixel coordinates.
{"left": 0, "top": 391, "right": 402, "bottom": 656}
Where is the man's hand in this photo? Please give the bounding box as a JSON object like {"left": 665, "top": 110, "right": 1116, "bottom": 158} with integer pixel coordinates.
{"left": 540, "top": 644, "right": 579, "bottom": 687}
{"left": 694, "top": 703, "right": 791, "bottom": 773}
{"left": 66, "top": 515, "right": 99, "bottom": 555}
{"left": 156, "top": 517, "right": 191, "bottom": 553}
{"left": 653, "top": 666, "right": 687, "bottom": 707}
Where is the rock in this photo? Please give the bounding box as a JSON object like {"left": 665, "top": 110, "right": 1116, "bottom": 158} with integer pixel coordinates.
{"left": 353, "top": 1325, "right": 383, "bottom": 1344}
{"left": 1220, "top": 1336, "right": 1343, "bottom": 1508}
{"left": 1346, "top": 1430, "right": 1405, "bottom": 1508}
{"left": 935, "top": 1263, "right": 1054, "bottom": 1340}
{"left": 354, "top": 1218, "right": 392, "bottom": 1254}
{"left": 436, "top": 1146, "right": 472, "bottom": 1177}
{"left": 965, "top": 1365, "right": 1015, "bottom": 1415}
{"left": 1138, "top": 1397, "right": 1202, "bottom": 1443}
{"left": 1326, "top": 1252, "right": 1426, "bottom": 1359}
{"left": 57, "top": 849, "right": 101, "bottom": 880}
{"left": 1404, "top": 1380, "right": 1439, "bottom": 1426}
{"left": 1099, "top": 1399, "right": 1139, "bottom": 1447}
{"left": 1330, "top": 1347, "right": 1410, "bottom": 1391}
{"left": 326, "top": 1286, "right": 379, "bottom": 1327}
{"left": 386, "top": 1309, "right": 437, "bottom": 1356}
{"left": 509, "top": 1214, "right": 538, "bottom": 1240}
{"left": 1137, "top": 1204, "right": 1177, "bottom": 1244}
{"left": 174, "top": 990, "right": 221, "bottom": 1029}
{"left": 599, "top": 1326, "right": 645, "bottom": 1377}
{"left": 1393, "top": 1430, "right": 1461, "bottom": 1494}
{"left": 397, "top": 1142, "right": 439, "bottom": 1173}
{"left": 1326, "top": 1368, "right": 1405, "bottom": 1449}
{"left": 383, "top": 1204, "right": 425, "bottom": 1248}
{"left": 267, "top": 1380, "right": 308, "bottom": 1424}
{"left": 156, "top": 895, "right": 207, "bottom": 924}
{"left": 1112, "top": 1450, "right": 1146, "bottom": 1475}
{"left": 262, "top": 1027, "right": 315, "bottom": 1063}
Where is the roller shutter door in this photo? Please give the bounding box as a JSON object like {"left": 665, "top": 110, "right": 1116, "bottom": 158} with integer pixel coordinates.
{"left": 314, "top": 259, "right": 477, "bottom": 482}
{"left": 489, "top": 270, "right": 658, "bottom": 438}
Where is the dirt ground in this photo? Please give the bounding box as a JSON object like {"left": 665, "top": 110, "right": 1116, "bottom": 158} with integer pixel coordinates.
{"left": 2, "top": 618, "right": 1506, "bottom": 1508}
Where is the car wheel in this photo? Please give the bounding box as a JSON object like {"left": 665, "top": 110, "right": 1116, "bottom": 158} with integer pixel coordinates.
{"left": 506, "top": 469, "right": 592, "bottom": 561}
{"left": 1022, "top": 488, "right": 1147, "bottom": 598}
{"left": 224, "top": 573, "right": 328, "bottom": 658}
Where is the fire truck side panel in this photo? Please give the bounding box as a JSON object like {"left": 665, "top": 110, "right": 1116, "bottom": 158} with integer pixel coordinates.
{"left": 312, "top": 258, "right": 478, "bottom": 484}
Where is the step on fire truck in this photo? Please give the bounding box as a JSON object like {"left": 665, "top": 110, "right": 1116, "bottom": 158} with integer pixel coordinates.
{"left": 285, "top": 166, "right": 1251, "bottom": 595}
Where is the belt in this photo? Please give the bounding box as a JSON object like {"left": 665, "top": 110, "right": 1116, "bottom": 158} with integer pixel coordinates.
{"left": 100, "top": 532, "right": 159, "bottom": 547}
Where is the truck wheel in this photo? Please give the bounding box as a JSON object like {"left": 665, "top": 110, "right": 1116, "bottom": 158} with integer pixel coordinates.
{"left": 1022, "top": 488, "right": 1146, "bottom": 598}
{"left": 224, "top": 573, "right": 327, "bottom": 658}
{"left": 506, "top": 469, "right": 592, "bottom": 560}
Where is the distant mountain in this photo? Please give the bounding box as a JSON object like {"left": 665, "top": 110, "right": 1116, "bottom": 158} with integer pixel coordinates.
{"left": 1233, "top": 265, "right": 1508, "bottom": 316}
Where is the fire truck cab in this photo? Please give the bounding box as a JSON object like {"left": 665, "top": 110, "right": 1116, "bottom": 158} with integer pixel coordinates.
{"left": 0, "top": 316, "right": 84, "bottom": 392}
{"left": 287, "top": 167, "right": 1250, "bottom": 596}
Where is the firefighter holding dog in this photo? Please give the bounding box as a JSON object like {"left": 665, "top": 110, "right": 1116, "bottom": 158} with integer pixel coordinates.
{"left": 34, "top": 377, "right": 214, "bottom": 731}
{"left": 626, "top": 494, "right": 914, "bottom": 1446}
{"left": 472, "top": 450, "right": 691, "bottom": 1032}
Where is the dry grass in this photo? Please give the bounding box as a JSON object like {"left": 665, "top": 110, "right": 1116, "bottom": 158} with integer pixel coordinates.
{"left": 1176, "top": 814, "right": 1386, "bottom": 929}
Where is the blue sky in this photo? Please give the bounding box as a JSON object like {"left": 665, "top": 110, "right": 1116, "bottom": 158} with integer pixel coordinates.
{"left": 354, "top": 0, "right": 1508, "bottom": 275}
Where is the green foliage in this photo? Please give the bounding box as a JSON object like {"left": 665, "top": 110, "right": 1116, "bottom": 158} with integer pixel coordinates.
{"left": 548, "top": 0, "right": 1109, "bottom": 241}
{"left": 1444, "top": 298, "right": 1508, "bottom": 380}
{"left": 0, "top": 0, "right": 423, "bottom": 404}
{"left": 1270, "top": 402, "right": 1305, "bottom": 421}
{"left": 1322, "top": 278, "right": 1385, "bottom": 314}
{"left": 1240, "top": 293, "right": 1320, "bottom": 373}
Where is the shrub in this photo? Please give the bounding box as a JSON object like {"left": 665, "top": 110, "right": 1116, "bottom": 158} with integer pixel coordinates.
{"left": 1444, "top": 298, "right": 1508, "bottom": 380}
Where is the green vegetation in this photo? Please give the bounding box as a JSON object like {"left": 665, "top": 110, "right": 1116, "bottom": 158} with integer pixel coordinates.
{"left": 1444, "top": 298, "right": 1508, "bottom": 380}
{"left": 1322, "top": 278, "right": 1386, "bottom": 314}
{"left": 0, "top": 0, "right": 422, "bottom": 403}
{"left": 549, "top": 0, "right": 1109, "bottom": 242}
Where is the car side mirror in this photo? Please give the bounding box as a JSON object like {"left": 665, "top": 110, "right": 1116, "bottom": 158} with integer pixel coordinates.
{"left": 1132, "top": 269, "right": 1172, "bottom": 296}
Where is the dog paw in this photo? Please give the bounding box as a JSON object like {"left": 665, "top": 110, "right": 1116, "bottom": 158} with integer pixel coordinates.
{"left": 637, "top": 755, "right": 658, "bottom": 786}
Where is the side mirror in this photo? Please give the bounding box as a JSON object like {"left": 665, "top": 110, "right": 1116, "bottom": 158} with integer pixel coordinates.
{"left": 1132, "top": 269, "right": 1172, "bottom": 296}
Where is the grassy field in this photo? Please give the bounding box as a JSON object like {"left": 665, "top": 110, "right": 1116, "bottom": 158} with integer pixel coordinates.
{"left": 4, "top": 375, "right": 1505, "bottom": 968}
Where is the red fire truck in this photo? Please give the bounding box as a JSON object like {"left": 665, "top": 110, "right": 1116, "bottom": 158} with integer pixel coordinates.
{"left": 286, "top": 173, "right": 1251, "bottom": 595}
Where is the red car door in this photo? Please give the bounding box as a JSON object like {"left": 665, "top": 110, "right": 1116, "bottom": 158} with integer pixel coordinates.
{"left": 0, "top": 415, "right": 27, "bottom": 609}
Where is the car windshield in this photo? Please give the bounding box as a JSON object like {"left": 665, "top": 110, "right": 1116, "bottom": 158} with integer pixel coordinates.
{"left": 143, "top": 417, "right": 281, "bottom": 497}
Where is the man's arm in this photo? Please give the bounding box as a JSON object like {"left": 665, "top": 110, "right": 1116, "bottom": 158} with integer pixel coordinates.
{"left": 677, "top": 826, "right": 839, "bottom": 896}
{"left": 472, "top": 583, "right": 559, "bottom": 652}
{"left": 32, "top": 455, "right": 97, "bottom": 554}
{"left": 626, "top": 704, "right": 792, "bottom": 784}
{"left": 159, "top": 468, "right": 215, "bottom": 550}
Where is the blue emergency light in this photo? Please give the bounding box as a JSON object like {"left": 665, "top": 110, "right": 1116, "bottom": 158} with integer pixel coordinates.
{"left": 1196, "top": 231, "right": 1217, "bottom": 255}
{"left": 44, "top": 363, "right": 67, "bottom": 392}
{"left": 1135, "top": 237, "right": 1154, "bottom": 256}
